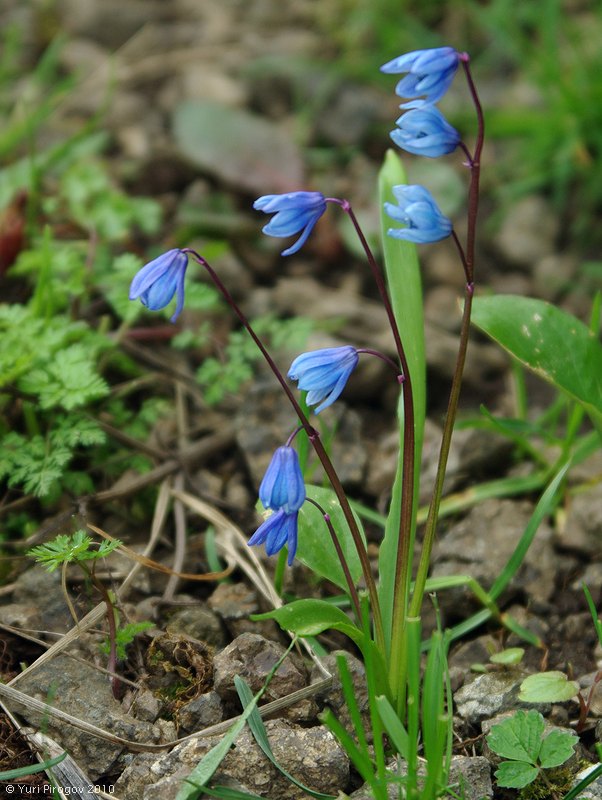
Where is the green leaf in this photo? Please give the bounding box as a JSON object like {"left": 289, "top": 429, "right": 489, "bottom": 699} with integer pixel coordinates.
{"left": 490, "top": 648, "right": 525, "bottom": 666}
{"left": 494, "top": 760, "right": 539, "bottom": 789}
{"left": 0, "top": 751, "right": 67, "bottom": 780}
{"left": 252, "top": 599, "right": 364, "bottom": 646}
{"left": 377, "top": 150, "right": 426, "bottom": 645}
{"left": 519, "top": 671, "right": 580, "bottom": 703}
{"left": 471, "top": 295, "right": 602, "bottom": 432}
{"left": 376, "top": 695, "right": 410, "bottom": 759}
{"left": 296, "top": 485, "right": 366, "bottom": 590}
{"left": 176, "top": 704, "right": 261, "bottom": 800}
{"left": 538, "top": 728, "right": 577, "bottom": 769}
{"left": 234, "top": 676, "right": 335, "bottom": 799}
{"left": 486, "top": 709, "right": 544, "bottom": 764}
{"left": 19, "top": 344, "right": 109, "bottom": 410}
{"left": 193, "top": 787, "right": 263, "bottom": 800}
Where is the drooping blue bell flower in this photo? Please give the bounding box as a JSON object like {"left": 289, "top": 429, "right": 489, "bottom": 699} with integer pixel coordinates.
{"left": 253, "top": 191, "right": 327, "bottom": 256}
{"left": 129, "top": 248, "right": 189, "bottom": 322}
{"left": 248, "top": 445, "right": 306, "bottom": 564}
{"left": 380, "top": 46, "right": 459, "bottom": 108}
{"left": 247, "top": 508, "right": 299, "bottom": 565}
{"left": 259, "top": 446, "right": 306, "bottom": 514}
{"left": 384, "top": 185, "right": 452, "bottom": 244}
{"left": 288, "top": 346, "right": 359, "bottom": 414}
{"left": 390, "top": 106, "right": 460, "bottom": 158}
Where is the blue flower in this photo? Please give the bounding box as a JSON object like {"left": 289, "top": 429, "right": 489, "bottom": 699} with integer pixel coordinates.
{"left": 129, "top": 249, "right": 189, "bottom": 322}
{"left": 248, "top": 509, "right": 299, "bottom": 565}
{"left": 390, "top": 106, "right": 459, "bottom": 158}
{"left": 253, "top": 191, "right": 327, "bottom": 256}
{"left": 384, "top": 185, "right": 452, "bottom": 244}
{"left": 259, "top": 446, "right": 306, "bottom": 514}
{"left": 248, "top": 445, "right": 305, "bottom": 564}
{"left": 288, "top": 346, "right": 359, "bottom": 413}
{"left": 380, "top": 47, "right": 459, "bottom": 108}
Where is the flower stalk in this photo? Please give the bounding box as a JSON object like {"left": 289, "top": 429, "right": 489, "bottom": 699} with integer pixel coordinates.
{"left": 410, "top": 53, "right": 484, "bottom": 618}
{"left": 182, "top": 248, "right": 385, "bottom": 650}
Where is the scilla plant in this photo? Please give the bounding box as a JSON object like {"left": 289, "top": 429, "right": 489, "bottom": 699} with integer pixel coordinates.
{"left": 129, "top": 47, "right": 490, "bottom": 798}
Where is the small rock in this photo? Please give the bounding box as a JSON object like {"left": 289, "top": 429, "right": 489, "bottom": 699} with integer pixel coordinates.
{"left": 310, "top": 650, "right": 370, "bottom": 742}
{"left": 0, "top": 602, "right": 41, "bottom": 631}
{"left": 133, "top": 689, "right": 162, "bottom": 723}
{"left": 448, "top": 634, "right": 499, "bottom": 674}
{"left": 144, "top": 720, "right": 349, "bottom": 800}
{"left": 454, "top": 671, "right": 535, "bottom": 726}
{"left": 12, "top": 654, "right": 158, "bottom": 779}
{"left": 165, "top": 601, "right": 225, "bottom": 648}
{"left": 208, "top": 582, "right": 278, "bottom": 639}
{"left": 432, "top": 499, "right": 557, "bottom": 611}
{"left": 557, "top": 482, "right": 602, "bottom": 556}
{"left": 213, "top": 632, "right": 316, "bottom": 722}
{"left": 448, "top": 755, "right": 493, "bottom": 800}
{"left": 12, "top": 567, "right": 77, "bottom": 633}
{"left": 114, "top": 753, "right": 157, "bottom": 800}
{"left": 350, "top": 754, "right": 492, "bottom": 800}
{"left": 177, "top": 690, "right": 224, "bottom": 734}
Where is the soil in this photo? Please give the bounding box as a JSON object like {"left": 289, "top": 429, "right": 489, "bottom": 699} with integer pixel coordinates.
{"left": 0, "top": 2, "right": 601, "bottom": 799}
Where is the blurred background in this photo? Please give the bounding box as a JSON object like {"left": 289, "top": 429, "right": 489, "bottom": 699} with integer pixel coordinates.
{"left": 1, "top": 0, "right": 601, "bottom": 528}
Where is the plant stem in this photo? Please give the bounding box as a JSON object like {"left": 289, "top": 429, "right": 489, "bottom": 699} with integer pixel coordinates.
{"left": 81, "top": 562, "right": 121, "bottom": 698}
{"left": 184, "top": 249, "right": 384, "bottom": 651}
{"left": 329, "top": 201, "right": 417, "bottom": 694}
{"left": 306, "top": 497, "right": 362, "bottom": 623}
{"left": 410, "top": 54, "right": 484, "bottom": 617}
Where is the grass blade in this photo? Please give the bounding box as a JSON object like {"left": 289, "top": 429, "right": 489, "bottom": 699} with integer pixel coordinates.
{"left": 234, "top": 676, "right": 336, "bottom": 800}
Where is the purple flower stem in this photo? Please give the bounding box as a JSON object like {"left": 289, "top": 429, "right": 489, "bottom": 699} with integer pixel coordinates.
{"left": 182, "top": 249, "right": 384, "bottom": 651}
{"left": 409, "top": 53, "right": 484, "bottom": 618}
{"left": 285, "top": 425, "right": 304, "bottom": 448}
{"left": 328, "top": 199, "right": 416, "bottom": 659}
{"left": 356, "top": 348, "right": 403, "bottom": 380}
{"left": 306, "top": 497, "right": 362, "bottom": 623}
{"left": 459, "top": 141, "right": 474, "bottom": 168}
{"left": 451, "top": 230, "right": 470, "bottom": 283}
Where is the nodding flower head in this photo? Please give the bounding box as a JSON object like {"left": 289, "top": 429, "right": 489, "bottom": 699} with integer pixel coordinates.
{"left": 259, "top": 446, "right": 306, "bottom": 514}
{"left": 380, "top": 46, "right": 459, "bottom": 108}
{"left": 129, "top": 249, "right": 189, "bottom": 322}
{"left": 253, "top": 191, "right": 327, "bottom": 256}
{"left": 390, "top": 106, "right": 460, "bottom": 158}
{"left": 288, "top": 346, "right": 359, "bottom": 414}
{"left": 248, "top": 508, "right": 300, "bottom": 565}
{"left": 248, "top": 445, "right": 305, "bottom": 564}
{"left": 385, "top": 185, "right": 452, "bottom": 244}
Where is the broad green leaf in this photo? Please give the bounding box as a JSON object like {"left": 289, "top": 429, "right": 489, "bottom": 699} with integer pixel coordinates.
{"left": 490, "top": 648, "right": 525, "bottom": 666}
{"left": 377, "top": 150, "right": 426, "bottom": 646}
{"left": 471, "top": 295, "right": 602, "bottom": 432}
{"left": 252, "top": 599, "right": 363, "bottom": 646}
{"left": 519, "top": 671, "right": 580, "bottom": 703}
{"left": 538, "top": 728, "right": 577, "bottom": 769}
{"left": 296, "top": 485, "right": 366, "bottom": 590}
{"left": 486, "top": 710, "right": 544, "bottom": 764}
{"left": 494, "top": 760, "right": 539, "bottom": 789}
